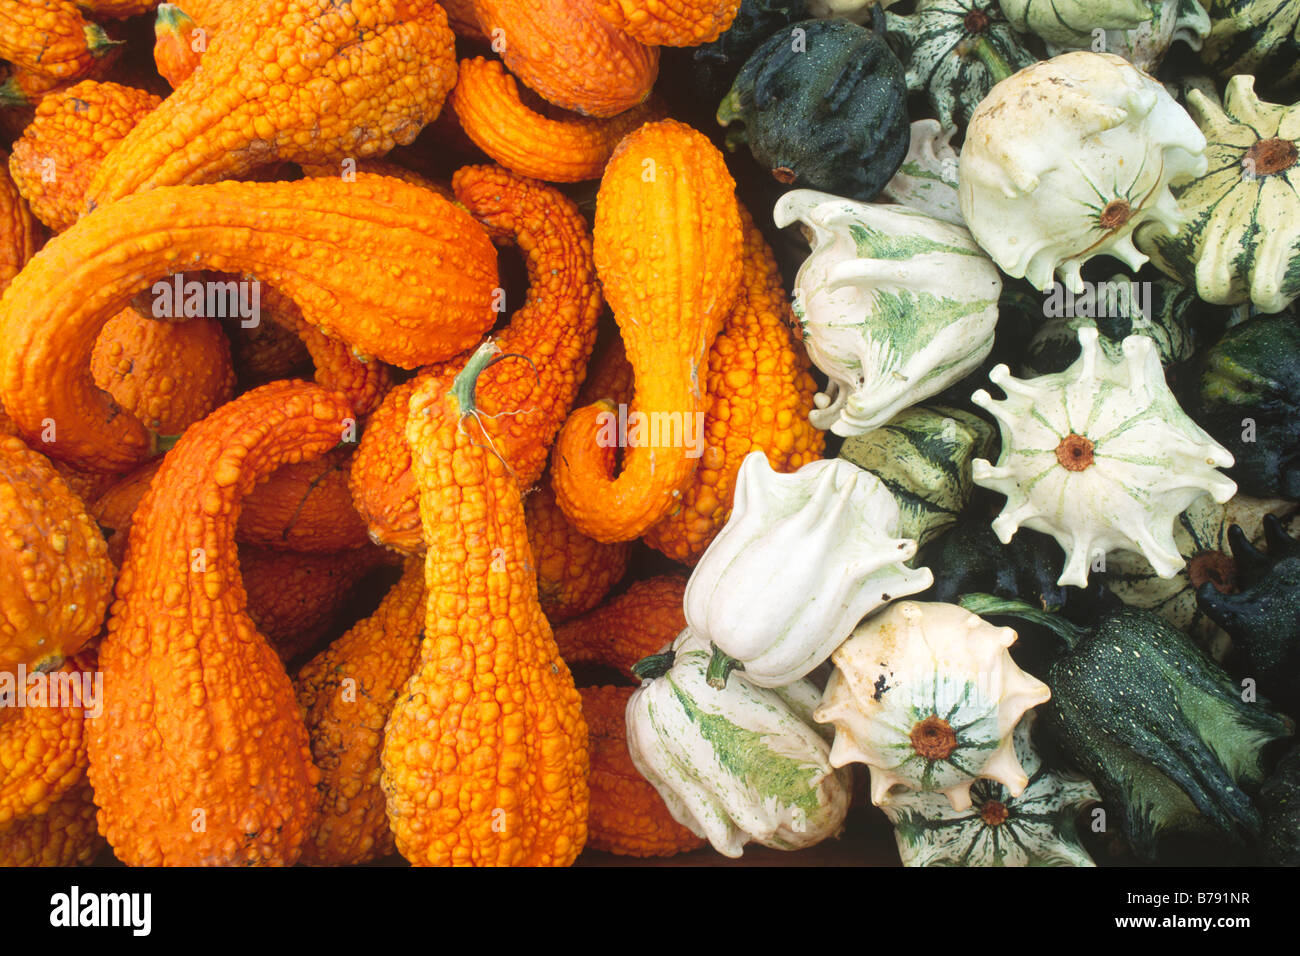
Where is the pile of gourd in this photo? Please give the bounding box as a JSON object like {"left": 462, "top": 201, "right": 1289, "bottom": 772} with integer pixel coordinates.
{"left": 0, "top": 0, "right": 1298, "bottom": 868}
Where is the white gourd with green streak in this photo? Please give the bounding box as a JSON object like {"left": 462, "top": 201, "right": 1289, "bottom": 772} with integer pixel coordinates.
{"left": 998, "top": 0, "right": 1152, "bottom": 45}
{"left": 1104, "top": 493, "right": 1296, "bottom": 659}
{"left": 814, "top": 600, "right": 1051, "bottom": 810}
{"left": 774, "top": 189, "right": 1001, "bottom": 437}
{"left": 883, "top": 716, "right": 1100, "bottom": 866}
{"left": 971, "top": 328, "right": 1238, "bottom": 589}
{"left": 684, "top": 453, "right": 932, "bottom": 689}
{"left": 882, "top": 120, "right": 964, "bottom": 226}
{"left": 1046, "top": 0, "right": 1210, "bottom": 71}
{"left": 958, "top": 52, "right": 1208, "bottom": 293}
{"left": 625, "top": 628, "right": 852, "bottom": 859}
{"left": 1199, "top": 0, "right": 1300, "bottom": 95}
{"left": 838, "top": 404, "right": 996, "bottom": 548}
{"left": 1136, "top": 76, "right": 1300, "bottom": 313}
{"left": 885, "top": 0, "right": 1038, "bottom": 129}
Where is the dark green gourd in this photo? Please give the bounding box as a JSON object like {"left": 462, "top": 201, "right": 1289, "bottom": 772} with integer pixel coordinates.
{"left": 717, "top": 16, "right": 909, "bottom": 200}
{"left": 1258, "top": 743, "right": 1300, "bottom": 864}
{"left": 959, "top": 593, "right": 1295, "bottom": 860}
{"left": 689, "top": 0, "right": 809, "bottom": 105}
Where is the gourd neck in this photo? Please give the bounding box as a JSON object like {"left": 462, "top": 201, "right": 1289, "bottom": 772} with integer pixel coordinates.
{"left": 958, "top": 593, "right": 1084, "bottom": 650}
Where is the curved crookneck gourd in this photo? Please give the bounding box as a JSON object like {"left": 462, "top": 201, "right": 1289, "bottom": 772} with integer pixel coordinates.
{"left": 87, "top": 381, "right": 355, "bottom": 866}
{"left": 684, "top": 453, "right": 931, "bottom": 689}
{"left": 813, "top": 600, "right": 1051, "bottom": 810}
{"left": 959, "top": 593, "right": 1295, "bottom": 860}
{"left": 0, "top": 175, "right": 498, "bottom": 474}
{"left": 971, "top": 328, "right": 1237, "bottom": 588}
{"left": 775, "top": 189, "right": 1001, "bottom": 437}
{"left": 959, "top": 51, "right": 1207, "bottom": 292}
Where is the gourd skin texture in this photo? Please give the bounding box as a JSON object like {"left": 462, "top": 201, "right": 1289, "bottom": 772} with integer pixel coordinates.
{"left": 643, "top": 203, "right": 823, "bottom": 564}
{"left": 0, "top": 0, "right": 115, "bottom": 79}
{"left": 581, "top": 685, "right": 706, "bottom": 856}
{"left": 382, "top": 351, "right": 589, "bottom": 866}
{"left": 0, "top": 175, "right": 499, "bottom": 473}
{"left": 881, "top": 120, "right": 964, "bottom": 226}
{"left": 0, "top": 437, "right": 113, "bottom": 677}
{"left": 0, "top": 777, "right": 103, "bottom": 866}
{"left": 592, "top": 0, "right": 742, "bottom": 44}
{"left": 85, "top": 0, "right": 457, "bottom": 206}
{"left": 451, "top": 57, "right": 667, "bottom": 183}
{"left": 553, "top": 574, "right": 689, "bottom": 673}
{"left": 527, "top": 482, "right": 631, "bottom": 623}
{"left": 997, "top": 0, "right": 1151, "bottom": 46}
{"left": 235, "top": 448, "right": 371, "bottom": 552}
{"left": 0, "top": 158, "right": 38, "bottom": 291}
{"left": 86, "top": 381, "right": 351, "bottom": 867}
{"left": 472, "top": 0, "right": 659, "bottom": 118}
{"left": 1201, "top": 0, "right": 1300, "bottom": 98}
{"left": 0, "top": 659, "right": 91, "bottom": 827}
{"left": 8, "top": 79, "right": 161, "bottom": 233}
{"left": 296, "top": 558, "right": 425, "bottom": 865}
{"left": 554, "top": 119, "right": 744, "bottom": 543}
{"left": 152, "top": 2, "right": 203, "bottom": 87}
{"left": 90, "top": 310, "right": 235, "bottom": 436}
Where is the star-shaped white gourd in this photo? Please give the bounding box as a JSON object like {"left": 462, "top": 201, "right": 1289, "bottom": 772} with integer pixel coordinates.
{"left": 971, "top": 328, "right": 1237, "bottom": 588}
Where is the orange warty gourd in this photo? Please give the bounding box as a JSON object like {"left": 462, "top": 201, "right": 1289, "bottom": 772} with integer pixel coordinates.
{"left": 580, "top": 684, "right": 706, "bottom": 856}
{"left": 381, "top": 346, "right": 589, "bottom": 866}
{"left": 472, "top": 0, "right": 658, "bottom": 118}
{"left": 643, "top": 204, "right": 823, "bottom": 562}
{"left": 451, "top": 57, "right": 667, "bottom": 183}
{"left": 526, "top": 481, "right": 630, "bottom": 623}
{"left": 552, "top": 119, "right": 744, "bottom": 542}
{"left": 592, "top": 0, "right": 741, "bottom": 46}
{"left": 0, "top": 176, "right": 499, "bottom": 473}
{"left": 224, "top": 311, "right": 311, "bottom": 387}
{"left": 86, "top": 381, "right": 353, "bottom": 866}
{"left": 0, "top": 157, "right": 38, "bottom": 292}
{"left": 151, "top": 2, "right": 202, "bottom": 87}
{"left": 236, "top": 447, "right": 371, "bottom": 553}
{"left": 301, "top": 158, "right": 455, "bottom": 202}
{"left": 0, "top": 42, "right": 123, "bottom": 106}
{"left": 0, "top": 777, "right": 103, "bottom": 866}
{"left": 295, "top": 558, "right": 425, "bottom": 865}
{"left": 553, "top": 574, "right": 688, "bottom": 676}
{"left": 90, "top": 310, "right": 236, "bottom": 438}
{"left": 0, "top": 0, "right": 116, "bottom": 80}
{"left": 85, "top": 0, "right": 456, "bottom": 207}
{"left": 0, "top": 659, "right": 91, "bottom": 828}
{"left": 350, "top": 164, "right": 602, "bottom": 553}
{"left": 8, "top": 79, "right": 161, "bottom": 233}
{"left": 576, "top": 335, "right": 635, "bottom": 410}
{"left": 0, "top": 437, "right": 113, "bottom": 677}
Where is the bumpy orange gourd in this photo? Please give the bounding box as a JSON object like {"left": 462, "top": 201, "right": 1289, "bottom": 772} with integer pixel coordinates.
{"left": 86, "top": 0, "right": 456, "bottom": 207}
{"left": 580, "top": 684, "right": 705, "bottom": 857}
{"left": 0, "top": 175, "right": 498, "bottom": 473}
{"left": 349, "top": 165, "right": 601, "bottom": 553}
{"left": 8, "top": 80, "right": 161, "bottom": 233}
{"left": 0, "top": 158, "right": 38, "bottom": 291}
{"left": 553, "top": 574, "right": 688, "bottom": 675}
{"left": 643, "top": 205, "right": 823, "bottom": 562}
{"left": 382, "top": 347, "right": 589, "bottom": 866}
{"left": 90, "top": 309, "right": 235, "bottom": 437}
{"left": 86, "top": 381, "right": 352, "bottom": 866}
{"left": 527, "top": 481, "right": 630, "bottom": 623}
{"left": 0, "top": 40, "right": 123, "bottom": 107}
{"left": 0, "top": 437, "right": 113, "bottom": 676}
{"left": 0, "top": 659, "right": 91, "bottom": 828}
{"left": 451, "top": 57, "right": 666, "bottom": 183}
{"left": 592, "top": 0, "right": 740, "bottom": 45}
{"left": 295, "top": 558, "right": 425, "bottom": 865}
{"left": 236, "top": 447, "right": 371, "bottom": 553}
{"left": 472, "top": 0, "right": 658, "bottom": 118}
{"left": 552, "top": 119, "right": 743, "bottom": 542}
{"left": 224, "top": 310, "right": 311, "bottom": 387}
{"left": 151, "top": 2, "right": 202, "bottom": 86}
{"left": 577, "top": 335, "right": 635, "bottom": 410}
{"left": 0, "top": 0, "right": 116, "bottom": 80}
{"left": 0, "top": 776, "right": 103, "bottom": 866}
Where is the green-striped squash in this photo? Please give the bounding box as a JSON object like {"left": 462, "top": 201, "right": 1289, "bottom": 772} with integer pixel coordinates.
{"left": 1137, "top": 76, "right": 1300, "bottom": 312}
{"left": 1200, "top": 0, "right": 1300, "bottom": 98}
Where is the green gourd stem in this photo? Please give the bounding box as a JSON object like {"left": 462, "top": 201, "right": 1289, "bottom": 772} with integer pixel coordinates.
{"left": 958, "top": 592, "right": 1084, "bottom": 650}
{"left": 965, "top": 36, "right": 1013, "bottom": 84}
{"left": 0, "top": 79, "right": 29, "bottom": 107}
{"left": 449, "top": 339, "right": 501, "bottom": 417}
{"left": 154, "top": 433, "right": 181, "bottom": 454}
{"left": 706, "top": 644, "right": 744, "bottom": 689}
{"left": 632, "top": 650, "right": 675, "bottom": 681}
{"left": 716, "top": 89, "right": 744, "bottom": 128}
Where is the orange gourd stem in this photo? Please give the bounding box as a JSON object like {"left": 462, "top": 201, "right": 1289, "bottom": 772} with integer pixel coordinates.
{"left": 580, "top": 685, "right": 705, "bottom": 857}
{"left": 382, "top": 343, "right": 589, "bottom": 866}
{"left": 0, "top": 0, "right": 117, "bottom": 80}
{"left": 0, "top": 157, "right": 39, "bottom": 292}
{"left": 552, "top": 119, "right": 744, "bottom": 542}
{"left": 451, "top": 57, "right": 666, "bottom": 183}
{"left": 86, "top": 381, "right": 352, "bottom": 866}
{"left": 349, "top": 164, "right": 602, "bottom": 553}
{"left": 8, "top": 80, "right": 160, "bottom": 233}
{"left": 526, "top": 480, "right": 630, "bottom": 623}
{"left": 0, "top": 777, "right": 103, "bottom": 866}
{"left": 0, "top": 176, "right": 499, "bottom": 473}
{"left": 0, "top": 437, "right": 113, "bottom": 676}
{"left": 553, "top": 574, "right": 688, "bottom": 677}
{"left": 152, "top": 2, "right": 203, "bottom": 86}
{"left": 472, "top": 0, "right": 658, "bottom": 118}
{"left": 242, "top": 544, "right": 392, "bottom": 666}
{"left": 592, "top": 0, "right": 740, "bottom": 45}
{"left": 643, "top": 204, "right": 824, "bottom": 562}
{"left": 295, "top": 558, "right": 425, "bottom": 865}
{"left": 85, "top": 0, "right": 456, "bottom": 207}
{"left": 90, "top": 309, "right": 236, "bottom": 438}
